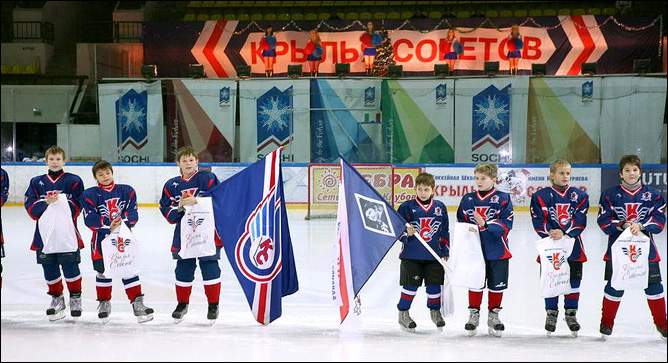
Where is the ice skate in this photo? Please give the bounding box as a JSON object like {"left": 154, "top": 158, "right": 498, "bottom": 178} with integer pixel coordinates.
{"left": 398, "top": 310, "right": 416, "bottom": 332}
{"left": 600, "top": 324, "right": 612, "bottom": 341}
{"left": 69, "top": 292, "right": 82, "bottom": 321}
{"left": 46, "top": 294, "right": 66, "bottom": 322}
{"left": 564, "top": 309, "right": 580, "bottom": 337}
{"left": 465, "top": 307, "right": 480, "bottom": 337}
{"left": 97, "top": 300, "right": 111, "bottom": 324}
{"left": 131, "top": 295, "right": 154, "bottom": 324}
{"left": 544, "top": 309, "right": 558, "bottom": 337}
{"left": 207, "top": 303, "right": 219, "bottom": 326}
{"left": 488, "top": 307, "right": 505, "bottom": 338}
{"left": 172, "top": 302, "right": 189, "bottom": 324}
{"left": 430, "top": 309, "right": 445, "bottom": 330}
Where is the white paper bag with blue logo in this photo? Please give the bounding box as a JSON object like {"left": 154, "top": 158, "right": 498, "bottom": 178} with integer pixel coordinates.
{"left": 39, "top": 194, "right": 78, "bottom": 254}
{"left": 611, "top": 228, "right": 650, "bottom": 291}
{"left": 179, "top": 197, "right": 216, "bottom": 259}
{"left": 101, "top": 223, "right": 140, "bottom": 279}
{"left": 536, "top": 236, "right": 574, "bottom": 298}
{"left": 450, "top": 222, "right": 485, "bottom": 289}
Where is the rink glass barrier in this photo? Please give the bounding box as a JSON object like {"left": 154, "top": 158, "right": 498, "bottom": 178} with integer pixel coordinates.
{"left": 1, "top": 163, "right": 665, "bottom": 210}
{"left": 1, "top": 75, "right": 666, "bottom": 166}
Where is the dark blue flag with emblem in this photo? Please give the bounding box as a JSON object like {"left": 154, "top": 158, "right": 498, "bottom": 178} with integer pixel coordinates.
{"left": 207, "top": 148, "right": 298, "bottom": 325}
{"left": 332, "top": 156, "right": 407, "bottom": 323}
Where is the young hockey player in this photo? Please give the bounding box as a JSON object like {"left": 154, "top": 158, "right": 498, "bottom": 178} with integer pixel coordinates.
{"left": 160, "top": 147, "right": 222, "bottom": 324}
{"left": 456, "top": 163, "right": 514, "bottom": 337}
{"left": 396, "top": 173, "right": 450, "bottom": 331}
{"left": 530, "top": 159, "right": 589, "bottom": 337}
{"left": 597, "top": 155, "right": 666, "bottom": 340}
{"left": 24, "top": 146, "right": 84, "bottom": 321}
{"left": 81, "top": 160, "right": 154, "bottom": 324}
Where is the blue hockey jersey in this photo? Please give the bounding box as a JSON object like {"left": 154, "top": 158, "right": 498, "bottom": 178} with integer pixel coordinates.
{"left": 397, "top": 198, "right": 450, "bottom": 260}
{"left": 159, "top": 171, "right": 222, "bottom": 256}
{"left": 530, "top": 186, "right": 589, "bottom": 262}
{"left": 82, "top": 183, "right": 138, "bottom": 261}
{"left": 597, "top": 184, "right": 665, "bottom": 262}
{"left": 456, "top": 189, "right": 514, "bottom": 261}
{"left": 24, "top": 171, "right": 84, "bottom": 251}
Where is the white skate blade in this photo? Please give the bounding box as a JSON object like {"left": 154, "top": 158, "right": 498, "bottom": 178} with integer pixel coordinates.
{"left": 546, "top": 331, "right": 552, "bottom": 338}
{"left": 48, "top": 311, "right": 66, "bottom": 322}
{"left": 489, "top": 327, "right": 503, "bottom": 337}
{"left": 437, "top": 327, "right": 443, "bottom": 332}
{"left": 570, "top": 330, "right": 578, "bottom": 338}
{"left": 173, "top": 317, "right": 185, "bottom": 325}
{"left": 71, "top": 316, "right": 79, "bottom": 323}
{"left": 601, "top": 334, "right": 609, "bottom": 341}
{"left": 137, "top": 314, "right": 153, "bottom": 324}
{"left": 400, "top": 326, "right": 416, "bottom": 333}
{"left": 208, "top": 319, "right": 217, "bottom": 326}
{"left": 466, "top": 329, "right": 477, "bottom": 337}
{"left": 100, "top": 317, "right": 110, "bottom": 325}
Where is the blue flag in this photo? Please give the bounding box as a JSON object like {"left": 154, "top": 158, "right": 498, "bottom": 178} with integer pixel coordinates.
{"left": 207, "top": 148, "right": 298, "bottom": 325}
{"left": 332, "top": 156, "right": 407, "bottom": 323}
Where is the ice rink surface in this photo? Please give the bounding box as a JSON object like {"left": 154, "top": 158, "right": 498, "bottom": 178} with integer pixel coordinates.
{"left": 1, "top": 207, "right": 666, "bottom": 361}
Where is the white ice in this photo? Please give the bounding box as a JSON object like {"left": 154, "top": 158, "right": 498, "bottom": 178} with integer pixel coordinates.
{"left": 1, "top": 207, "right": 666, "bottom": 362}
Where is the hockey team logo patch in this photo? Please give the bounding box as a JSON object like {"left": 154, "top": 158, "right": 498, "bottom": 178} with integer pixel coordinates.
{"left": 102, "top": 198, "right": 126, "bottom": 220}
{"left": 547, "top": 252, "right": 565, "bottom": 270}
{"left": 622, "top": 244, "right": 642, "bottom": 263}
{"left": 235, "top": 186, "right": 283, "bottom": 283}
{"left": 188, "top": 216, "right": 205, "bottom": 233}
{"left": 116, "top": 89, "right": 149, "bottom": 151}
{"left": 409, "top": 217, "right": 442, "bottom": 242}
{"left": 355, "top": 193, "right": 395, "bottom": 237}
{"left": 554, "top": 203, "right": 571, "bottom": 227}
{"left": 471, "top": 84, "right": 510, "bottom": 153}
{"left": 257, "top": 86, "right": 293, "bottom": 154}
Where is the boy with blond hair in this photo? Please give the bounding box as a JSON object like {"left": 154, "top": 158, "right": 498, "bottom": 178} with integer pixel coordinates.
{"left": 530, "top": 159, "right": 589, "bottom": 336}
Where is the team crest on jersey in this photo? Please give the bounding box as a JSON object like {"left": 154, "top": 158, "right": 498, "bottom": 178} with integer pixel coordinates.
{"left": 235, "top": 186, "right": 283, "bottom": 284}
{"left": 641, "top": 192, "right": 652, "bottom": 202}
{"left": 490, "top": 195, "right": 499, "bottom": 204}
{"left": 101, "top": 198, "right": 126, "bottom": 220}
{"left": 355, "top": 193, "right": 394, "bottom": 237}
{"left": 615, "top": 203, "right": 648, "bottom": 222}
{"left": 622, "top": 245, "right": 642, "bottom": 263}
{"left": 570, "top": 191, "right": 579, "bottom": 202}
{"left": 434, "top": 206, "right": 443, "bottom": 217}
{"left": 180, "top": 188, "right": 199, "bottom": 199}
{"left": 112, "top": 236, "right": 131, "bottom": 253}
{"left": 551, "top": 203, "right": 572, "bottom": 227}
{"left": 472, "top": 206, "right": 494, "bottom": 221}
{"left": 409, "top": 218, "right": 443, "bottom": 242}
{"left": 546, "top": 252, "right": 565, "bottom": 270}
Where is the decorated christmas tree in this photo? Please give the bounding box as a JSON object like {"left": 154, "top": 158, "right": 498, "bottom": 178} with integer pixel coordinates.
{"left": 373, "top": 29, "right": 395, "bottom": 77}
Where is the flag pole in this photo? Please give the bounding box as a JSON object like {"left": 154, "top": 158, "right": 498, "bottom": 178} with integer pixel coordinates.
{"left": 406, "top": 223, "right": 448, "bottom": 269}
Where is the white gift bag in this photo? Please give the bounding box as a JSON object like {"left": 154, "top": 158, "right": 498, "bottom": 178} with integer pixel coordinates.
{"left": 101, "top": 223, "right": 141, "bottom": 279}
{"left": 39, "top": 194, "right": 78, "bottom": 254}
{"left": 178, "top": 197, "right": 216, "bottom": 259}
{"left": 611, "top": 228, "right": 650, "bottom": 291}
{"left": 450, "top": 222, "right": 486, "bottom": 289}
{"left": 536, "top": 235, "right": 574, "bottom": 298}
{"left": 441, "top": 262, "right": 455, "bottom": 317}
